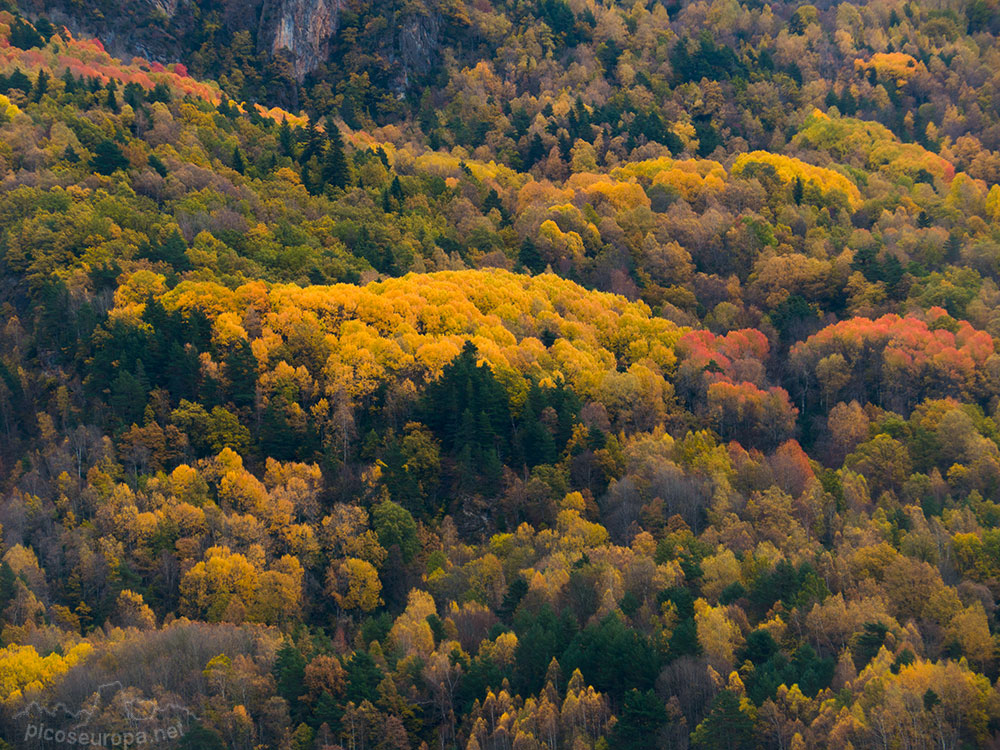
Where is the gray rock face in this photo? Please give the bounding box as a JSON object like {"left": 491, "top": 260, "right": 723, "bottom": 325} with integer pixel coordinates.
{"left": 259, "top": 0, "right": 343, "bottom": 79}
{"left": 25, "top": 0, "right": 344, "bottom": 80}
{"left": 146, "top": 0, "right": 180, "bottom": 16}
{"left": 395, "top": 10, "right": 440, "bottom": 90}
{"left": 23, "top": 0, "right": 444, "bottom": 90}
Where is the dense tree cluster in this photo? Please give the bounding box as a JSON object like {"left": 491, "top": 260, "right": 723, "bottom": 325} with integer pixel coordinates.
{"left": 2, "top": 3, "right": 1000, "bottom": 749}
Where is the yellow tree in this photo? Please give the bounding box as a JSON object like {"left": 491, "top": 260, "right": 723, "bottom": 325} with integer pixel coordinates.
{"left": 179, "top": 546, "right": 260, "bottom": 622}
{"left": 694, "top": 598, "right": 744, "bottom": 672}
{"left": 326, "top": 558, "right": 382, "bottom": 613}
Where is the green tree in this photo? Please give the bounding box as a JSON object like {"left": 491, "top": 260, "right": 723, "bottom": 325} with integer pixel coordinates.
{"left": 232, "top": 146, "right": 246, "bottom": 174}
{"left": 322, "top": 127, "right": 352, "bottom": 189}
{"left": 420, "top": 342, "right": 512, "bottom": 492}
{"left": 9, "top": 18, "right": 44, "bottom": 49}
{"left": 177, "top": 727, "right": 225, "bottom": 750}
{"left": 110, "top": 367, "right": 148, "bottom": 425}
{"left": 345, "top": 650, "right": 384, "bottom": 705}
{"left": 372, "top": 499, "right": 418, "bottom": 562}
{"left": 690, "top": 690, "right": 754, "bottom": 750}
{"left": 224, "top": 339, "right": 257, "bottom": 410}
{"left": 106, "top": 80, "right": 119, "bottom": 112}
{"left": 91, "top": 140, "right": 129, "bottom": 175}
{"left": 279, "top": 118, "right": 294, "bottom": 157}
{"left": 562, "top": 612, "right": 659, "bottom": 702}
{"left": 32, "top": 70, "right": 48, "bottom": 102}
{"left": 519, "top": 237, "right": 545, "bottom": 274}
{"left": 275, "top": 641, "right": 307, "bottom": 723}
{"left": 611, "top": 689, "right": 668, "bottom": 750}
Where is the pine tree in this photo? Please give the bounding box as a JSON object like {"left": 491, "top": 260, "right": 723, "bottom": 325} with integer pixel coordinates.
{"left": 110, "top": 369, "right": 146, "bottom": 425}
{"left": 526, "top": 133, "right": 546, "bottom": 168}
{"left": 150, "top": 81, "right": 172, "bottom": 103}
{"left": 611, "top": 690, "right": 668, "bottom": 750}
{"left": 7, "top": 68, "right": 31, "bottom": 93}
{"left": 232, "top": 146, "right": 245, "bottom": 174}
{"left": 519, "top": 237, "right": 544, "bottom": 274}
{"left": 148, "top": 153, "right": 168, "bottom": 177}
{"left": 690, "top": 690, "right": 754, "bottom": 750}
{"left": 91, "top": 140, "right": 129, "bottom": 175}
{"left": 279, "top": 118, "right": 293, "bottom": 157}
{"left": 61, "top": 68, "right": 76, "bottom": 94}
{"left": 32, "top": 70, "right": 49, "bottom": 102}
{"left": 390, "top": 175, "right": 404, "bottom": 203}
{"left": 301, "top": 156, "right": 323, "bottom": 195}
{"left": 34, "top": 16, "right": 55, "bottom": 42}
{"left": 300, "top": 118, "right": 324, "bottom": 164}
{"left": 345, "top": 651, "right": 384, "bottom": 705}
{"left": 9, "top": 18, "right": 44, "bottom": 50}
{"left": 224, "top": 339, "right": 257, "bottom": 410}
{"left": 322, "top": 127, "right": 352, "bottom": 189}
{"left": 106, "top": 81, "right": 119, "bottom": 113}
{"left": 274, "top": 641, "right": 307, "bottom": 722}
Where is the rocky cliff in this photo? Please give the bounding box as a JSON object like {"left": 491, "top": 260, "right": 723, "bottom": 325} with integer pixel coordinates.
{"left": 259, "top": 0, "right": 342, "bottom": 79}
{"left": 21, "top": 0, "right": 343, "bottom": 80}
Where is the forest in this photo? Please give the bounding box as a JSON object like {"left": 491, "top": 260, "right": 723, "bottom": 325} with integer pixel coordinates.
{"left": 1, "top": 0, "right": 1000, "bottom": 747}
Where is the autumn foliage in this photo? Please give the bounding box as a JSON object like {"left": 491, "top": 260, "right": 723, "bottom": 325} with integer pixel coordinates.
{"left": 1, "top": 3, "right": 1000, "bottom": 750}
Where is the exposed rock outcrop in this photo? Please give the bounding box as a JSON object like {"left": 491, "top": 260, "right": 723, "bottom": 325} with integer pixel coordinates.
{"left": 259, "top": 0, "right": 343, "bottom": 79}
{"left": 395, "top": 9, "right": 441, "bottom": 91}
{"left": 22, "top": 0, "right": 344, "bottom": 81}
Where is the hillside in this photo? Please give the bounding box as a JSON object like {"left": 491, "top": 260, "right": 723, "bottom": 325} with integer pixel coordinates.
{"left": 1, "top": 2, "right": 1000, "bottom": 749}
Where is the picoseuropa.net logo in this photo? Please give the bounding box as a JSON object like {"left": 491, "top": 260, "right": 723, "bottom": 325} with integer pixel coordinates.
{"left": 12, "top": 682, "right": 197, "bottom": 749}
{"left": 22, "top": 722, "right": 185, "bottom": 747}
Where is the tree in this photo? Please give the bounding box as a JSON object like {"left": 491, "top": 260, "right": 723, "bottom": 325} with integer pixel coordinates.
{"left": 32, "top": 70, "right": 49, "bottom": 102}
{"left": 323, "top": 127, "right": 352, "bottom": 189}
{"left": 279, "top": 118, "right": 294, "bottom": 156}
{"left": 611, "top": 689, "right": 668, "bottom": 750}
{"left": 4, "top": 68, "right": 31, "bottom": 93}
{"left": 274, "top": 640, "right": 307, "bottom": 722}
{"left": 693, "top": 598, "right": 743, "bottom": 671}
{"left": 345, "top": 651, "right": 384, "bottom": 705}
{"left": 846, "top": 434, "right": 911, "bottom": 497}
{"left": 91, "top": 139, "right": 129, "bottom": 175}
{"left": 106, "top": 81, "right": 119, "bottom": 112}
{"left": 224, "top": 339, "right": 257, "bottom": 409}
{"left": 327, "top": 558, "right": 383, "bottom": 612}
{"left": 690, "top": 690, "right": 754, "bottom": 750}
{"left": 372, "top": 499, "right": 419, "bottom": 563}
{"left": 945, "top": 603, "right": 995, "bottom": 668}
{"left": 420, "top": 342, "right": 512, "bottom": 492}
{"left": 303, "top": 654, "right": 346, "bottom": 701}
{"left": 177, "top": 727, "right": 226, "bottom": 750}
{"left": 561, "top": 612, "right": 658, "bottom": 702}
{"left": 113, "top": 589, "right": 156, "bottom": 629}
{"left": 519, "top": 237, "right": 545, "bottom": 274}
{"left": 171, "top": 401, "right": 251, "bottom": 455}
{"left": 390, "top": 175, "right": 405, "bottom": 204}
{"left": 179, "top": 546, "right": 260, "bottom": 621}
{"left": 9, "top": 18, "right": 44, "bottom": 49}
{"left": 382, "top": 424, "right": 441, "bottom": 514}
{"left": 110, "top": 367, "right": 147, "bottom": 425}
{"left": 232, "top": 146, "right": 246, "bottom": 174}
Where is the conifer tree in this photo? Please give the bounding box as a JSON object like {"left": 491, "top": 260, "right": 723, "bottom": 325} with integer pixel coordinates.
{"left": 106, "top": 80, "right": 119, "bottom": 112}
{"left": 232, "top": 146, "right": 245, "bottom": 174}
{"left": 279, "top": 118, "right": 293, "bottom": 157}
{"left": 323, "top": 127, "right": 352, "bottom": 189}
{"left": 32, "top": 70, "right": 48, "bottom": 102}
